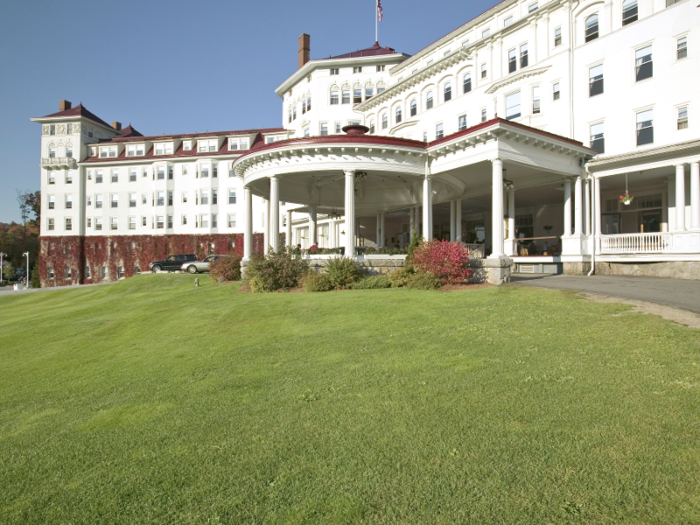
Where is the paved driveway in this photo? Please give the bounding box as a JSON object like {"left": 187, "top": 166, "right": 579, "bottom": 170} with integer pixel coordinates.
{"left": 512, "top": 274, "right": 700, "bottom": 314}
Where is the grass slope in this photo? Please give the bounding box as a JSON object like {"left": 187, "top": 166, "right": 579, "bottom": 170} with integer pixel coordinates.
{"left": 1, "top": 275, "right": 699, "bottom": 524}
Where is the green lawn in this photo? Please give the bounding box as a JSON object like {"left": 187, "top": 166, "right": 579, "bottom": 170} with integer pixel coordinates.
{"left": 1, "top": 275, "right": 699, "bottom": 524}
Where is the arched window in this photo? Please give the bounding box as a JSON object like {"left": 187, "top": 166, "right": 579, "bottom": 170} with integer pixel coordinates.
{"left": 369, "top": 120, "right": 375, "bottom": 134}
{"left": 585, "top": 14, "right": 599, "bottom": 42}
{"left": 410, "top": 99, "right": 417, "bottom": 117}
{"left": 342, "top": 89, "right": 350, "bottom": 104}
{"left": 426, "top": 91, "right": 434, "bottom": 109}
{"left": 622, "top": 0, "right": 638, "bottom": 25}
{"left": 444, "top": 82, "right": 452, "bottom": 102}
{"left": 381, "top": 113, "right": 388, "bottom": 129}
{"left": 330, "top": 89, "right": 339, "bottom": 105}
{"left": 463, "top": 73, "right": 472, "bottom": 93}
{"left": 395, "top": 107, "right": 402, "bottom": 124}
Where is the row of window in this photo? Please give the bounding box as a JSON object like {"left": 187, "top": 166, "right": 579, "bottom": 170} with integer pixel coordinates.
{"left": 47, "top": 146, "right": 73, "bottom": 158}
{"left": 46, "top": 265, "right": 114, "bottom": 280}
{"left": 585, "top": 0, "right": 682, "bottom": 44}
{"left": 329, "top": 65, "right": 386, "bottom": 76}
{"left": 80, "top": 189, "right": 238, "bottom": 208}
{"left": 329, "top": 84, "right": 387, "bottom": 107}
{"left": 47, "top": 213, "right": 238, "bottom": 232}
{"left": 86, "top": 164, "right": 233, "bottom": 183}
{"left": 97, "top": 137, "right": 252, "bottom": 159}
{"left": 47, "top": 171, "right": 73, "bottom": 185}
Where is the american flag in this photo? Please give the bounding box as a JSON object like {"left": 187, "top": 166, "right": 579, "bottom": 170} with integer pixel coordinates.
{"left": 377, "top": 0, "right": 383, "bottom": 21}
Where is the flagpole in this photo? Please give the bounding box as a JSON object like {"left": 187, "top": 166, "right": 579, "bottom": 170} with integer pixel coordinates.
{"left": 375, "top": 1, "right": 378, "bottom": 43}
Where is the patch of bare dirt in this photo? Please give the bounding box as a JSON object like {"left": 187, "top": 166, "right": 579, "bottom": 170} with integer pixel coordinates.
{"left": 580, "top": 293, "right": 700, "bottom": 329}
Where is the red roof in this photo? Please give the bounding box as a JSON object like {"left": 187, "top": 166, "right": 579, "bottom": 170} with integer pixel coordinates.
{"left": 36, "top": 103, "right": 112, "bottom": 129}
{"left": 328, "top": 42, "right": 403, "bottom": 59}
{"left": 105, "top": 127, "right": 286, "bottom": 144}
{"left": 119, "top": 125, "right": 143, "bottom": 138}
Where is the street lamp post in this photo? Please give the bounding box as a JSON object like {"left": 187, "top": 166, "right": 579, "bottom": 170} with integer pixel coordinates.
{"left": 23, "top": 252, "right": 29, "bottom": 287}
{"left": 0, "top": 252, "right": 5, "bottom": 283}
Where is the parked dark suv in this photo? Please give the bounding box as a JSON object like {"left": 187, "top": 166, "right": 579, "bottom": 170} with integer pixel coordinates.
{"left": 149, "top": 254, "right": 197, "bottom": 273}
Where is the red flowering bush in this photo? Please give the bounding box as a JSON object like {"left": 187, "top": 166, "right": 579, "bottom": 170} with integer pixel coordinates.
{"left": 409, "top": 240, "right": 472, "bottom": 284}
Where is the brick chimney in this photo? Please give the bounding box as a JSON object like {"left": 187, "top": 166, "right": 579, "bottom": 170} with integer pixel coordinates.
{"left": 59, "top": 100, "right": 72, "bottom": 111}
{"left": 298, "top": 33, "right": 310, "bottom": 69}
{"left": 111, "top": 121, "right": 122, "bottom": 131}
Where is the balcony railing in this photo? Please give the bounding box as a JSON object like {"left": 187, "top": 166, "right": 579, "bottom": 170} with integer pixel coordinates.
{"left": 41, "top": 157, "right": 77, "bottom": 170}
{"left": 600, "top": 232, "right": 670, "bottom": 254}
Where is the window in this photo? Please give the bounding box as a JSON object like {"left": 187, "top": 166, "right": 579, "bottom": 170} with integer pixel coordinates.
{"left": 111, "top": 170, "right": 118, "bottom": 183}
{"left": 481, "top": 63, "right": 487, "bottom": 79}
{"left": 444, "top": 82, "right": 452, "bottom": 102}
{"left": 352, "top": 88, "right": 361, "bottom": 104}
{"left": 157, "top": 191, "right": 165, "bottom": 206}
{"left": 86, "top": 196, "right": 91, "bottom": 206}
{"left": 201, "top": 190, "right": 209, "bottom": 205}
{"left": 65, "top": 218, "right": 72, "bottom": 231}
{"left": 49, "top": 147, "right": 56, "bottom": 158}
{"left": 49, "top": 124, "right": 55, "bottom": 135}
{"left": 200, "top": 215, "right": 208, "bottom": 228}
{"left": 111, "top": 194, "right": 118, "bottom": 208}
{"left": 520, "top": 43, "right": 529, "bottom": 68}
{"left": 48, "top": 195, "right": 55, "bottom": 209}
{"left": 508, "top": 48, "right": 517, "bottom": 73}
{"left": 48, "top": 172, "right": 55, "bottom": 185}
{"left": 395, "top": 107, "right": 402, "bottom": 124}
{"left": 463, "top": 73, "right": 472, "bottom": 93}
{"left": 335, "top": 122, "right": 342, "bottom": 134}
{"left": 342, "top": 89, "right": 350, "bottom": 104}
{"left": 677, "top": 36, "right": 688, "bottom": 60}
{"left": 410, "top": 99, "right": 417, "bottom": 117}
{"left": 66, "top": 171, "right": 73, "bottom": 184}
{"left": 678, "top": 106, "right": 688, "bottom": 130}
{"left": 635, "top": 45, "right": 653, "bottom": 82}
{"left": 212, "top": 165, "right": 217, "bottom": 179}
{"left": 423, "top": 131, "right": 428, "bottom": 142}
{"left": 302, "top": 98, "right": 307, "bottom": 114}
{"left": 481, "top": 108, "right": 487, "bottom": 122}
{"left": 376, "top": 65, "right": 385, "bottom": 72}
{"left": 555, "top": 27, "right": 562, "bottom": 46}
{"left": 183, "top": 140, "right": 192, "bottom": 151}
{"left": 129, "top": 169, "right": 137, "bottom": 182}
{"left": 168, "top": 191, "right": 174, "bottom": 206}
{"left": 435, "top": 123, "right": 444, "bottom": 139}
{"left": 87, "top": 218, "right": 91, "bottom": 227}
{"left": 304, "top": 128, "right": 310, "bottom": 137}
{"left": 212, "top": 189, "right": 217, "bottom": 205}
{"left": 365, "top": 86, "right": 373, "bottom": 99}
{"left": 382, "top": 113, "right": 388, "bottom": 129}
{"left": 482, "top": 28, "right": 491, "bottom": 39}
{"left": 353, "top": 66, "right": 362, "bottom": 73}
{"left": 228, "top": 214, "right": 236, "bottom": 228}
{"left": 292, "top": 106, "right": 297, "bottom": 120}
{"left": 65, "top": 195, "right": 72, "bottom": 209}
{"left": 157, "top": 216, "right": 165, "bottom": 229}
{"left": 590, "top": 122, "right": 605, "bottom": 153}
{"left": 47, "top": 218, "right": 54, "bottom": 231}
{"left": 369, "top": 121, "right": 375, "bottom": 134}
{"left": 228, "top": 190, "right": 236, "bottom": 204}
{"left": 211, "top": 214, "right": 217, "bottom": 228}
{"left": 47, "top": 266, "right": 54, "bottom": 279}
{"left": 532, "top": 86, "right": 541, "bottom": 114}
{"left": 201, "top": 165, "right": 209, "bottom": 178}
{"left": 622, "top": 0, "right": 638, "bottom": 25}
{"left": 95, "top": 218, "right": 102, "bottom": 231}
{"left": 84, "top": 265, "right": 91, "bottom": 279}
{"left": 66, "top": 146, "right": 73, "bottom": 158}
{"left": 198, "top": 139, "right": 217, "bottom": 152}
{"left": 142, "top": 193, "right": 148, "bottom": 204}
{"left": 168, "top": 215, "right": 174, "bottom": 229}
{"left": 95, "top": 194, "right": 103, "bottom": 209}
{"left": 529, "top": 2, "right": 538, "bottom": 12}
{"left": 96, "top": 171, "right": 103, "bottom": 183}
{"left": 553, "top": 82, "right": 561, "bottom": 100}
{"left": 142, "top": 216, "right": 147, "bottom": 226}
{"left": 318, "top": 122, "right": 328, "bottom": 136}
{"left": 126, "top": 144, "right": 144, "bottom": 156}
{"left": 377, "top": 84, "right": 385, "bottom": 94}
{"left": 458, "top": 114, "right": 467, "bottom": 131}
{"left": 181, "top": 215, "right": 187, "bottom": 226}
{"left": 241, "top": 138, "right": 249, "bottom": 149}
{"left": 100, "top": 266, "right": 107, "bottom": 279}
{"left": 87, "top": 127, "right": 94, "bottom": 139}
{"left": 585, "top": 14, "right": 599, "bottom": 42}
{"left": 142, "top": 168, "right": 148, "bottom": 178}
{"left": 330, "top": 68, "right": 339, "bottom": 75}
{"left": 65, "top": 267, "right": 71, "bottom": 279}
{"left": 129, "top": 193, "right": 136, "bottom": 207}
{"left": 589, "top": 65, "right": 604, "bottom": 96}
{"left": 330, "top": 89, "right": 339, "bottom": 105}
{"left": 157, "top": 167, "right": 165, "bottom": 180}
{"left": 182, "top": 192, "right": 188, "bottom": 204}
{"left": 636, "top": 109, "right": 654, "bottom": 146}
{"left": 504, "top": 15, "right": 513, "bottom": 27}
{"left": 506, "top": 92, "right": 521, "bottom": 120}
{"left": 426, "top": 91, "right": 434, "bottom": 109}
{"left": 110, "top": 217, "right": 118, "bottom": 230}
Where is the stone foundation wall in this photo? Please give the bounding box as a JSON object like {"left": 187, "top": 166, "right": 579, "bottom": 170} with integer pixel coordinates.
{"left": 563, "top": 262, "right": 592, "bottom": 276}
{"left": 595, "top": 261, "right": 700, "bottom": 280}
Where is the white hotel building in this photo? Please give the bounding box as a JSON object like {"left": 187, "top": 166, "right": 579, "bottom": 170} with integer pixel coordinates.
{"left": 33, "top": 0, "right": 700, "bottom": 286}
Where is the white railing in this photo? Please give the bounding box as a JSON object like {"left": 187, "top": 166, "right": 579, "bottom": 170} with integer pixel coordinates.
{"left": 41, "top": 157, "right": 77, "bottom": 169}
{"left": 599, "top": 232, "right": 671, "bottom": 254}
{"left": 464, "top": 243, "right": 485, "bottom": 259}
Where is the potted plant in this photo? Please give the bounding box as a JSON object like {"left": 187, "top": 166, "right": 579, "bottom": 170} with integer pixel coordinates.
{"left": 620, "top": 192, "right": 634, "bottom": 206}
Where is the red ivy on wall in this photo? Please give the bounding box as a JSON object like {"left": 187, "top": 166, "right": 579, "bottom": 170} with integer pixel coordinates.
{"left": 40, "top": 233, "right": 263, "bottom": 287}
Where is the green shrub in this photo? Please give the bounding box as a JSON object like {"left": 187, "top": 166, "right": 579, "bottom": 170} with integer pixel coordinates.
{"left": 30, "top": 261, "right": 40, "bottom": 288}
{"left": 245, "top": 246, "right": 309, "bottom": 292}
{"left": 301, "top": 271, "right": 333, "bottom": 292}
{"left": 324, "top": 256, "right": 361, "bottom": 289}
{"left": 405, "top": 271, "right": 443, "bottom": 290}
{"left": 350, "top": 275, "right": 391, "bottom": 289}
{"left": 388, "top": 266, "right": 417, "bottom": 288}
{"left": 406, "top": 229, "right": 421, "bottom": 260}
{"left": 209, "top": 254, "right": 242, "bottom": 283}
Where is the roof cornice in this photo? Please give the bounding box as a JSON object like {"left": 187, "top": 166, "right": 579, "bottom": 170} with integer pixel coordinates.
{"left": 485, "top": 65, "right": 551, "bottom": 94}
{"left": 587, "top": 139, "right": 700, "bottom": 170}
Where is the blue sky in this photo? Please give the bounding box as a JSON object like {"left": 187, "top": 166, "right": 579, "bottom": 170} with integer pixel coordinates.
{"left": 0, "top": 0, "right": 499, "bottom": 223}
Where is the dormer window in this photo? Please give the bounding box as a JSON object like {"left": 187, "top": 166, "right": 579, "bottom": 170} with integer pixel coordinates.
{"left": 126, "top": 144, "right": 145, "bottom": 156}
{"left": 91, "top": 147, "right": 97, "bottom": 157}
{"left": 183, "top": 140, "right": 192, "bottom": 151}
{"left": 198, "top": 139, "right": 217, "bottom": 153}
{"left": 154, "top": 142, "right": 173, "bottom": 155}
{"left": 229, "top": 139, "right": 239, "bottom": 150}
{"left": 100, "top": 146, "right": 117, "bottom": 158}
{"left": 241, "top": 138, "right": 249, "bottom": 149}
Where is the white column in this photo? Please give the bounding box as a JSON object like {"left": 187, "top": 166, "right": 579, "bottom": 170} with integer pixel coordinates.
{"left": 491, "top": 158, "right": 505, "bottom": 257}
{"left": 344, "top": 170, "right": 356, "bottom": 257}
{"left": 594, "top": 176, "right": 601, "bottom": 235}
{"left": 409, "top": 206, "right": 415, "bottom": 240}
{"left": 584, "top": 179, "right": 591, "bottom": 235}
{"left": 286, "top": 210, "right": 293, "bottom": 248}
{"left": 507, "top": 188, "right": 515, "bottom": 255}
{"left": 380, "top": 213, "right": 385, "bottom": 247}
{"left": 676, "top": 164, "right": 686, "bottom": 231}
{"left": 574, "top": 176, "right": 583, "bottom": 235}
{"left": 455, "top": 200, "right": 462, "bottom": 243}
{"left": 422, "top": 177, "right": 432, "bottom": 241}
{"left": 691, "top": 162, "right": 700, "bottom": 230}
{"left": 264, "top": 198, "right": 270, "bottom": 250}
{"left": 243, "top": 188, "right": 253, "bottom": 260}
{"left": 563, "top": 179, "right": 572, "bottom": 236}
{"left": 450, "top": 201, "right": 456, "bottom": 241}
{"left": 269, "top": 176, "right": 279, "bottom": 252}
{"left": 308, "top": 206, "right": 318, "bottom": 245}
